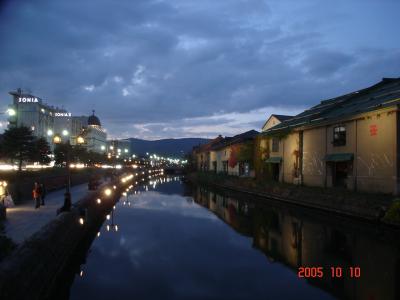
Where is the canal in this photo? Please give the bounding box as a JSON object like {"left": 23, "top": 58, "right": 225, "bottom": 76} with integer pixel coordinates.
{"left": 65, "top": 177, "right": 399, "bottom": 300}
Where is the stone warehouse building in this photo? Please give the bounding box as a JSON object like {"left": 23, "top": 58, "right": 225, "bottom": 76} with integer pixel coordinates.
{"left": 261, "top": 114, "right": 293, "bottom": 132}
{"left": 193, "top": 136, "right": 224, "bottom": 171}
{"left": 262, "top": 77, "right": 400, "bottom": 195}
{"left": 209, "top": 130, "right": 259, "bottom": 176}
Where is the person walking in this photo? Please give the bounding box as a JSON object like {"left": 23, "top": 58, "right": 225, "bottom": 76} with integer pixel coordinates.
{"left": 39, "top": 183, "right": 46, "bottom": 206}
{"left": 33, "top": 182, "right": 40, "bottom": 209}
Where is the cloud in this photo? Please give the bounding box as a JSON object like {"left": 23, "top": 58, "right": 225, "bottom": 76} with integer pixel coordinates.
{"left": 0, "top": 0, "right": 399, "bottom": 139}
{"left": 107, "top": 105, "right": 304, "bottom": 140}
{"left": 302, "top": 50, "right": 356, "bottom": 77}
{"left": 84, "top": 85, "right": 95, "bottom": 92}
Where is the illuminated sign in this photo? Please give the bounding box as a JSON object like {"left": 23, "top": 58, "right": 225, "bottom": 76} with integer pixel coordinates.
{"left": 18, "top": 97, "right": 38, "bottom": 103}
{"left": 55, "top": 112, "right": 72, "bottom": 117}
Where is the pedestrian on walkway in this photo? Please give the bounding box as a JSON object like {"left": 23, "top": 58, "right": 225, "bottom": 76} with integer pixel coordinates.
{"left": 32, "top": 182, "right": 41, "bottom": 209}
{"left": 39, "top": 183, "right": 46, "bottom": 206}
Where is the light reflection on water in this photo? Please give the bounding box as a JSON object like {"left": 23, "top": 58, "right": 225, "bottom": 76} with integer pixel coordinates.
{"left": 69, "top": 177, "right": 400, "bottom": 300}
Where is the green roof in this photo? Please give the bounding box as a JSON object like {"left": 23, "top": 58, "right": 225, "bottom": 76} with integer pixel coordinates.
{"left": 325, "top": 153, "right": 354, "bottom": 162}
{"left": 265, "top": 157, "right": 282, "bottom": 163}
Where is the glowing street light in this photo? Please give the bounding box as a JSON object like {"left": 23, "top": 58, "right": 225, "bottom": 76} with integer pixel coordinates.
{"left": 53, "top": 135, "right": 62, "bottom": 144}
{"left": 77, "top": 136, "right": 85, "bottom": 144}
{"left": 62, "top": 129, "right": 69, "bottom": 136}
{"left": 47, "top": 129, "right": 53, "bottom": 136}
{"left": 7, "top": 108, "right": 16, "bottom": 116}
{"left": 104, "top": 188, "right": 112, "bottom": 196}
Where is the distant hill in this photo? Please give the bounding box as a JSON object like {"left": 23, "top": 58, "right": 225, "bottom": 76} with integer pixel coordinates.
{"left": 127, "top": 138, "right": 210, "bottom": 158}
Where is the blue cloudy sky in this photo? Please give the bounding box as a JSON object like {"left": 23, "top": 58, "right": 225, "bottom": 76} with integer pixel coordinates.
{"left": 0, "top": 0, "right": 399, "bottom": 139}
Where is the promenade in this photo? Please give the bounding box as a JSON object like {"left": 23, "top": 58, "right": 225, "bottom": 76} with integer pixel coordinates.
{"left": 4, "top": 183, "right": 89, "bottom": 244}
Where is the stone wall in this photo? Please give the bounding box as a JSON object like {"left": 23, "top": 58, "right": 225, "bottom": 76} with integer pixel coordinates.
{"left": 189, "top": 172, "right": 393, "bottom": 222}
{"left": 7, "top": 169, "right": 106, "bottom": 204}
{"left": 0, "top": 177, "right": 125, "bottom": 300}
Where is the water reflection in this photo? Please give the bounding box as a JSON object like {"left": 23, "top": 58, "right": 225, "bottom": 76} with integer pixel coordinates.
{"left": 193, "top": 186, "right": 400, "bottom": 300}
{"left": 66, "top": 178, "right": 400, "bottom": 300}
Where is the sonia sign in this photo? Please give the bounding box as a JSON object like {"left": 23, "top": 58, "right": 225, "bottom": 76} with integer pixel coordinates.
{"left": 18, "top": 97, "right": 39, "bottom": 103}
{"left": 55, "top": 112, "right": 72, "bottom": 117}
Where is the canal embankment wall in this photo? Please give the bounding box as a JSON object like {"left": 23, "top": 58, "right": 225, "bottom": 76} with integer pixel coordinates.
{"left": 0, "top": 176, "right": 128, "bottom": 300}
{"left": 187, "top": 172, "right": 400, "bottom": 226}
{"left": 4, "top": 168, "right": 107, "bottom": 204}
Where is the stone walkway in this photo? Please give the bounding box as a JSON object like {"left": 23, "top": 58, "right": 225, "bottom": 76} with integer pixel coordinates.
{"left": 4, "top": 183, "right": 89, "bottom": 244}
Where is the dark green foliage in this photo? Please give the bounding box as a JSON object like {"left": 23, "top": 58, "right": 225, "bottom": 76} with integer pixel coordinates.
{"left": 54, "top": 143, "right": 108, "bottom": 166}
{"left": 54, "top": 143, "right": 70, "bottom": 166}
{"left": 0, "top": 126, "right": 36, "bottom": 170}
{"left": 383, "top": 200, "right": 400, "bottom": 224}
{"left": 86, "top": 151, "right": 108, "bottom": 165}
{"left": 183, "top": 152, "right": 196, "bottom": 172}
{"left": 236, "top": 141, "right": 255, "bottom": 167}
{"left": 33, "top": 137, "right": 52, "bottom": 165}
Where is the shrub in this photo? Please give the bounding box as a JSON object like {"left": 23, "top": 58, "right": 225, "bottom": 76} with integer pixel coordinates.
{"left": 383, "top": 200, "right": 400, "bottom": 224}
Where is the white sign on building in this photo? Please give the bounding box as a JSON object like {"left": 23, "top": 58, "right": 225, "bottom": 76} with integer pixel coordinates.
{"left": 18, "top": 97, "right": 39, "bottom": 103}
{"left": 55, "top": 112, "right": 72, "bottom": 117}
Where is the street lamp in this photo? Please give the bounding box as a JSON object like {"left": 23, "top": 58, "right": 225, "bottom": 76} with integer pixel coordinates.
{"left": 77, "top": 136, "right": 85, "bottom": 145}
{"left": 47, "top": 129, "right": 54, "bottom": 136}
{"left": 53, "top": 130, "right": 73, "bottom": 213}
{"left": 53, "top": 135, "right": 62, "bottom": 144}
{"left": 7, "top": 108, "right": 16, "bottom": 116}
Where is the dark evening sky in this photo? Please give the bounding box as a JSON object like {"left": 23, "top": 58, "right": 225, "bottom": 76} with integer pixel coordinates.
{"left": 0, "top": 0, "right": 399, "bottom": 139}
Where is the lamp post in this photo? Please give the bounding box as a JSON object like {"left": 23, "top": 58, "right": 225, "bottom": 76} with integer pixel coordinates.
{"left": 53, "top": 131, "right": 85, "bottom": 212}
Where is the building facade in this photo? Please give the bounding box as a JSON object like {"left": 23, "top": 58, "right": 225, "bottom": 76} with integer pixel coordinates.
{"left": 262, "top": 78, "right": 400, "bottom": 195}
{"left": 209, "top": 130, "right": 259, "bottom": 177}
{"left": 193, "top": 136, "right": 224, "bottom": 171}
{"left": 79, "top": 111, "right": 107, "bottom": 153}
{"left": 8, "top": 89, "right": 71, "bottom": 145}
{"left": 261, "top": 114, "right": 293, "bottom": 132}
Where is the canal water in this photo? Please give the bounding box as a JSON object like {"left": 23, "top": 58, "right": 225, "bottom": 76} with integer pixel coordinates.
{"left": 68, "top": 177, "right": 400, "bottom": 300}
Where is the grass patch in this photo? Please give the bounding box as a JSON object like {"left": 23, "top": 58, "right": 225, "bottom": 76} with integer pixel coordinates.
{"left": 383, "top": 200, "right": 400, "bottom": 225}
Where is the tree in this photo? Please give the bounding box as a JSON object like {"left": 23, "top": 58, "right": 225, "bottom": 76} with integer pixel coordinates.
{"left": 228, "top": 145, "right": 239, "bottom": 168}
{"left": 236, "top": 141, "right": 255, "bottom": 168}
{"left": 0, "top": 126, "right": 35, "bottom": 171}
{"left": 33, "top": 137, "right": 52, "bottom": 165}
{"left": 70, "top": 145, "right": 88, "bottom": 163}
{"left": 54, "top": 143, "right": 70, "bottom": 167}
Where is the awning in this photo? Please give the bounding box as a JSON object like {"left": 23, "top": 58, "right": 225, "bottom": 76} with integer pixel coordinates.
{"left": 325, "top": 153, "right": 354, "bottom": 162}
{"left": 265, "top": 157, "right": 282, "bottom": 164}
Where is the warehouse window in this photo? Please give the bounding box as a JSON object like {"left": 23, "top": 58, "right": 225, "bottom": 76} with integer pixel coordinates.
{"left": 333, "top": 125, "right": 346, "bottom": 146}
{"left": 272, "top": 137, "right": 279, "bottom": 152}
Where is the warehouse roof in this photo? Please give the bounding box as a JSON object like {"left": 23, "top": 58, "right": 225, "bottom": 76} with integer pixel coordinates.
{"left": 263, "top": 77, "right": 400, "bottom": 134}
{"left": 211, "top": 130, "right": 259, "bottom": 150}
